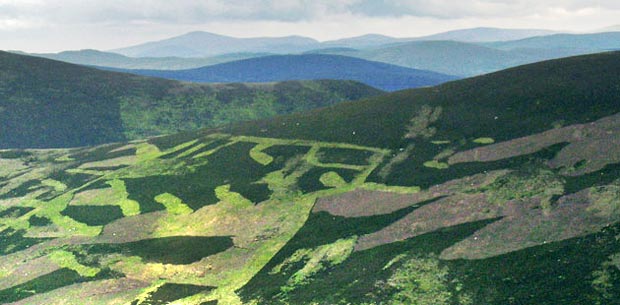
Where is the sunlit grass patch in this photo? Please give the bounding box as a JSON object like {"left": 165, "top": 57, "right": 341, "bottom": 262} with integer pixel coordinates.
{"left": 49, "top": 250, "right": 100, "bottom": 277}
{"left": 423, "top": 160, "right": 450, "bottom": 169}
{"left": 249, "top": 144, "right": 275, "bottom": 166}
{"left": 319, "top": 171, "right": 347, "bottom": 188}
{"left": 155, "top": 193, "right": 193, "bottom": 215}
{"left": 473, "top": 137, "right": 495, "bottom": 144}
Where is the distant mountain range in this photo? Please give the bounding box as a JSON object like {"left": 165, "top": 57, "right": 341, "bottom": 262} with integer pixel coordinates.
{"left": 109, "top": 54, "right": 459, "bottom": 92}
{"left": 412, "top": 27, "right": 558, "bottom": 42}
{"left": 0, "top": 51, "right": 382, "bottom": 148}
{"left": 17, "top": 29, "right": 620, "bottom": 78}
{"left": 483, "top": 32, "right": 620, "bottom": 51}
{"left": 112, "top": 27, "right": 558, "bottom": 58}
{"left": 112, "top": 31, "right": 319, "bottom": 57}
{"left": 313, "top": 32, "right": 620, "bottom": 76}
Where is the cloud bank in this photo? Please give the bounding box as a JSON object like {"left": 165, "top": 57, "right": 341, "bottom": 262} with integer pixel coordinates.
{"left": 0, "top": 0, "right": 619, "bottom": 52}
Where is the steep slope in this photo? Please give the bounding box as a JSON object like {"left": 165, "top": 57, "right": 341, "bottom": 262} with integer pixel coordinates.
{"left": 1, "top": 52, "right": 619, "bottom": 305}
{"left": 0, "top": 51, "right": 382, "bottom": 149}
{"left": 113, "top": 31, "right": 319, "bottom": 57}
{"left": 113, "top": 54, "right": 459, "bottom": 91}
{"left": 24, "top": 49, "right": 268, "bottom": 70}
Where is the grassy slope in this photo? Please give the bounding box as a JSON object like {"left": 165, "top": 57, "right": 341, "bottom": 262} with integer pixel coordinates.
{"left": 0, "top": 51, "right": 382, "bottom": 149}
{"left": 110, "top": 54, "right": 459, "bottom": 92}
{"left": 1, "top": 52, "right": 620, "bottom": 304}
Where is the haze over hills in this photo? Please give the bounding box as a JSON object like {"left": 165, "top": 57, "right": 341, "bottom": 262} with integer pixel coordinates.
{"left": 20, "top": 49, "right": 269, "bottom": 70}
{"left": 314, "top": 33, "right": 620, "bottom": 76}
{"left": 413, "top": 27, "right": 558, "bottom": 42}
{"left": 0, "top": 51, "right": 382, "bottom": 148}
{"left": 312, "top": 40, "right": 535, "bottom": 76}
{"left": 111, "top": 27, "right": 559, "bottom": 58}
{"left": 1, "top": 52, "right": 619, "bottom": 304}
{"left": 484, "top": 32, "right": 620, "bottom": 51}
{"left": 20, "top": 29, "right": 620, "bottom": 78}
{"left": 110, "top": 54, "right": 459, "bottom": 92}
{"left": 113, "top": 31, "right": 319, "bottom": 57}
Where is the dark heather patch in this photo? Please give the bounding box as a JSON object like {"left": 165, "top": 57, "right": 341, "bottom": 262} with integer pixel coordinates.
{"left": 448, "top": 224, "right": 620, "bottom": 305}
{"left": 240, "top": 219, "right": 497, "bottom": 304}
{"left": 378, "top": 142, "right": 568, "bottom": 189}
{"left": 85, "top": 165, "right": 129, "bottom": 171}
{"left": 0, "top": 180, "right": 42, "bottom": 199}
{"left": 124, "top": 142, "right": 272, "bottom": 213}
{"left": 0, "top": 206, "right": 34, "bottom": 218}
{"left": 563, "top": 162, "right": 620, "bottom": 194}
{"left": 48, "top": 170, "right": 98, "bottom": 190}
{"left": 68, "top": 143, "right": 134, "bottom": 164}
{"left": 84, "top": 236, "right": 234, "bottom": 265}
{"left": 61, "top": 205, "right": 124, "bottom": 226}
{"left": 0, "top": 228, "right": 52, "bottom": 255}
{"left": 28, "top": 215, "right": 53, "bottom": 227}
{"left": 0, "top": 268, "right": 122, "bottom": 303}
{"left": 297, "top": 167, "right": 358, "bottom": 193}
{"left": 316, "top": 147, "right": 374, "bottom": 166}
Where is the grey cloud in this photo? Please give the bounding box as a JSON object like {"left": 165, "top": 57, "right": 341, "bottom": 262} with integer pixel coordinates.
{"left": 1, "top": 0, "right": 619, "bottom": 27}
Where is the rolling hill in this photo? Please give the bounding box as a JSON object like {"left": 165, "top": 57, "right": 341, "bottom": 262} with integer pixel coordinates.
{"left": 113, "top": 31, "right": 320, "bottom": 58}
{"left": 413, "top": 27, "right": 558, "bottom": 42}
{"left": 0, "top": 51, "right": 382, "bottom": 149}
{"left": 110, "top": 54, "right": 459, "bottom": 92}
{"left": 1, "top": 52, "right": 619, "bottom": 304}
{"left": 484, "top": 32, "right": 620, "bottom": 52}
{"left": 315, "top": 39, "right": 608, "bottom": 76}
{"left": 21, "top": 49, "right": 269, "bottom": 70}
{"left": 314, "top": 40, "right": 532, "bottom": 76}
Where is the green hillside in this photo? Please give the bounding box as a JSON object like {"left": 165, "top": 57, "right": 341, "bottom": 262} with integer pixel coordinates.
{"left": 1, "top": 52, "right": 620, "bottom": 304}
{"left": 0, "top": 51, "right": 383, "bottom": 148}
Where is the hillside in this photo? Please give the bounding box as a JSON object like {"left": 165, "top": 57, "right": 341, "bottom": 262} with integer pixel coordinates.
{"left": 113, "top": 31, "right": 319, "bottom": 57}
{"left": 111, "top": 54, "right": 458, "bottom": 92}
{"left": 23, "top": 50, "right": 268, "bottom": 70}
{"left": 1, "top": 52, "right": 619, "bottom": 304}
{"left": 0, "top": 51, "right": 382, "bottom": 148}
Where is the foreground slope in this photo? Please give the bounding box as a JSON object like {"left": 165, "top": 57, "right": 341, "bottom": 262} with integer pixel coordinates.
{"left": 0, "top": 51, "right": 382, "bottom": 149}
{"left": 1, "top": 52, "right": 620, "bottom": 304}
{"left": 110, "top": 54, "right": 459, "bottom": 92}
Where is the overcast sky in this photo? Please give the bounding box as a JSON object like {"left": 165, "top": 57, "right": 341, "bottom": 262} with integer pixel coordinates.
{"left": 1, "top": 0, "right": 619, "bottom": 53}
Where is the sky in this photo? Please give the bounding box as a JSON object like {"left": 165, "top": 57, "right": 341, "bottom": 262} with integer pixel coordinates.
{"left": 1, "top": 0, "right": 620, "bottom": 53}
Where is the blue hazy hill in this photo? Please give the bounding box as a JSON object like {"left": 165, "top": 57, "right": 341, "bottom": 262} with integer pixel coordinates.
{"left": 111, "top": 54, "right": 459, "bottom": 91}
